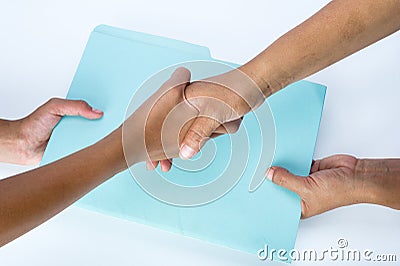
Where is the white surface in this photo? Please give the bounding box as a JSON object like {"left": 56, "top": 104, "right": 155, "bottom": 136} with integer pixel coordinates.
{"left": 0, "top": 0, "right": 399, "bottom": 265}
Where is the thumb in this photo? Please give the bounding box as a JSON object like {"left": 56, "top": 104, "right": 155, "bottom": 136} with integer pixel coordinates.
{"left": 266, "top": 166, "right": 305, "bottom": 195}
{"left": 44, "top": 98, "right": 103, "bottom": 120}
{"left": 179, "top": 116, "right": 220, "bottom": 159}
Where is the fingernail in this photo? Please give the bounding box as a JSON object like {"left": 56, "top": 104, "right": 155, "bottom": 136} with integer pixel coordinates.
{"left": 91, "top": 107, "right": 103, "bottom": 114}
{"left": 179, "top": 145, "right": 195, "bottom": 160}
{"left": 146, "top": 162, "right": 152, "bottom": 170}
{"left": 266, "top": 167, "right": 274, "bottom": 181}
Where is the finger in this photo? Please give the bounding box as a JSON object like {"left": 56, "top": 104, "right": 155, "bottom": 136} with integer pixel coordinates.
{"left": 146, "top": 161, "right": 159, "bottom": 170}
{"left": 214, "top": 119, "right": 241, "bottom": 134}
{"left": 210, "top": 133, "right": 223, "bottom": 139}
{"left": 310, "top": 159, "right": 320, "bottom": 174}
{"left": 45, "top": 98, "right": 103, "bottom": 119}
{"left": 180, "top": 116, "right": 220, "bottom": 160}
{"left": 315, "top": 155, "right": 357, "bottom": 171}
{"left": 160, "top": 159, "right": 172, "bottom": 172}
{"left": 170, "top": 67, "right": 191, "bottom": 84}
{"left": 145, "top": 67, "right": 191, "bottom": 118}
{"left": 162, "top": 67, "right": 191, "bottom": 93}
{"left": 266, "top": 166, "right": 305, "bottom": 196}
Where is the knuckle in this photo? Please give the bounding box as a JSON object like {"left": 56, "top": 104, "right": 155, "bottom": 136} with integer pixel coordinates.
{"left": 187, "top": 128, "right": 205, "bottom": 144}
{"left": 276, "top": 174, "right": 287, "bottom": 187}
{"left": 76, "top": 100, "right": 89, "bottom": 108}
{"left": 47, "top": 97, "right": 60, "bottom": 106}
{"left": 274, "top": 168, "right": 288, "bottom": 186}
{"left": 185, "top": 126, "right": 213, "bottom": 151}
{"left": 75, "top": 100, "right": 90, "bottom": 110}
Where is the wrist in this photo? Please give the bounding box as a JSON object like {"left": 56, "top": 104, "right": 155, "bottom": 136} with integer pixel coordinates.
{"left": 355, "top": 158, "right": 400, "bottom": 209}
{"left": 239, "top": 57, "right": 291, "bottom": 98}
{"left": 120, "top": 113, "right": 150, "bottom": 166}
{"left": 186, "top": 69, "right": 266, "bottom": 119}
{"left": 0, "top": 119, "right": 27, "bottom": 164}
{"left": 98, "top": 127, "right": 129, "bottom": 176}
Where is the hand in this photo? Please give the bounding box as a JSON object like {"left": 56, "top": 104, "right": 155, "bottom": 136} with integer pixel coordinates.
{"left": 4, "top": 98, "right": 103, "bottom": 165}
{"left": 179, "top": 69, "right": 266, "bottom": 160}
{"left": 266, "top": 154, "right": 400, "bottom": 218}
{"left": 125, "top": 67, "right": 250, "bottom": 167}
{"left": 145, "top": 116, "right": 241, "bottom": 172}
{"left": 267, "top": 155, "right": 362, "bottom": 218}
{"left": 146, "top": 68, "right": 265, "bottom": 171}
{"left": 145, "top": 119, "right": 242, "bottom": 172}
{"left": 123, "top": 67, "right": 198, "bottom": 166}
{"left": 144, "top": 69, "right": 252, "bottom": 171}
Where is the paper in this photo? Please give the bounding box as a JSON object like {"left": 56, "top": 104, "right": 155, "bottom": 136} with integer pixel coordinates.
{"left": 41, "top": 25, "right": 326, "bottom": 262}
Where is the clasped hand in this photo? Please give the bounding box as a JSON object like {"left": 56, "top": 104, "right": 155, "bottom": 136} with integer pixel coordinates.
{"left": 9, "top": 67, "right": 400, "bottom": 219}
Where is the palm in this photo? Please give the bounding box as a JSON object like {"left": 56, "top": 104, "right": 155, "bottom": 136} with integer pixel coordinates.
{"left": 20, "top": 112, "right": 63, "bottom": 163}
{"left": 16, "top": 98, "right": 103, "bottom": 165}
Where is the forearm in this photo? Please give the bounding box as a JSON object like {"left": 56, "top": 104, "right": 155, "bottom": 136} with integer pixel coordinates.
{"left": 240, "top": 0, "right": 400, "bottom": 95}
{"left": 0, "top": 127, "right": 127, "bottom": 246}
{"left": 356, "top": 158, "right": 400, "bottom": 210}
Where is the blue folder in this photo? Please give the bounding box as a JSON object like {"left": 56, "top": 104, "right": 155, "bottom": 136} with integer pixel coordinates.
{"left": 41, "top": 25, "right": 326, "bottom": 262}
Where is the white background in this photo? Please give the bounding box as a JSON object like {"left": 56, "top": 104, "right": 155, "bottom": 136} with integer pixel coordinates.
{"left": 0, "top": 0, "right": 399, "bottom": 265}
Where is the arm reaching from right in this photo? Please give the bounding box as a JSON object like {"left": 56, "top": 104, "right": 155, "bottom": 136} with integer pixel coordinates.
{"left": 178, "top": 0, "right": 400, "bottom": 159}
{"left": 267, "top": 155, "right": 400, "bottom": 218}
{"left": 240, "top": 0, "right": 400, "bottom": 94}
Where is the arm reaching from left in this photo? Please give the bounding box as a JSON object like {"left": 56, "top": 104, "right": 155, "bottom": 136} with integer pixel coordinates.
{"left": 0, "top": 98, "right": 103, "bottom": 165}
{"left": 0, "top": 68, "right": 195, "bottom": 246}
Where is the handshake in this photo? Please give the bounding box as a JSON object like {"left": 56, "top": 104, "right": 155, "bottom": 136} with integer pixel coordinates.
{"left": 3, "top": 66, "right": 399, "bottom": 235}
{"left": 122, "top": 67, "right": 265, "bottom": 172}
{"left": 0, "top": 66, "right": 268, "bottom": 246}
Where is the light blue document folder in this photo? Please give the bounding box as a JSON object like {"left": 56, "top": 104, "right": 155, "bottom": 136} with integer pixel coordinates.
{"left": 41, "top": 25, "right": 326, "bottom": 262}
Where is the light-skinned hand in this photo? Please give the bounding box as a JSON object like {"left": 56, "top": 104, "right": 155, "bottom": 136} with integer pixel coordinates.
{"left": 0, "top": 98, "right": 103, "bottom": 165}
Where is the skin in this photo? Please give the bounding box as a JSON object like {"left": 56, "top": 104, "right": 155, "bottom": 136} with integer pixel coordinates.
{"left": 154, "top": 0, "right": 400, "bottom": 217}
{"left": 179, "top": 0, "right": 400, "bottom": 157}
{"left": 1, "top": 0, "right": 400, "bottom": 247}
{"left": 267, "top": 155, "right": 400, "bottom": 218}
{"left": 0, "top": 68, "right": 195, "bottom": 246}
{"left": 0, "top": 98, "right": 103, "bottom": 165}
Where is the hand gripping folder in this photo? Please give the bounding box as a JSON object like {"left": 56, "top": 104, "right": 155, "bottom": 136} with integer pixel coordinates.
{"left": 41, "top": 25, "right": 326, "bottom": 262}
